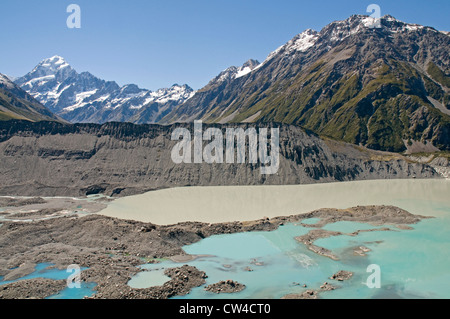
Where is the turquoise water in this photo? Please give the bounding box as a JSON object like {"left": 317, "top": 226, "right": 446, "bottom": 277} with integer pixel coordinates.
{"left": 46, "top": 282, "right": 97, "bottom": 299}
{"left": 0, "top": 263, "right": 73, "bottom": 283}
{"left": 130, "top": 206, "right": 450, "bottom": 299}
{"left": 128, "top": 268, "right": 171, "bottom": 289}
{"left": 0, "top": 263, "right": 96, "bottom": 299}
{"left": 132, "top": 224, "right": 331, "bottom": 299}
{"left": 318, "top": 215, "right": 450, "bottom": 299}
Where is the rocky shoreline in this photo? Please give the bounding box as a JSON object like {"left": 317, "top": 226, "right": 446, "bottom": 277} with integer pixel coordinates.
{"left": 0, "top": 278, "right": 66, "bottom": 299}
{"left": 282, "top": 271, "right": 354, "bottom": 299}
{"left": 0, "top": 202, "right": 429, "bottom": 299}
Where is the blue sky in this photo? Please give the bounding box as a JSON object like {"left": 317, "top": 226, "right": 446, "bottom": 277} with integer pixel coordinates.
{"left": 1, "top": 0, "right": 449, "bottom": 90}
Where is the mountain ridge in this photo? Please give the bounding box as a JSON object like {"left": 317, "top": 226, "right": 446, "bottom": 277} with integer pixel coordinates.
{"left": 161, "top": 14, "right": 450, "bottom": 153}
{"left": 15, "top": 56, "right": 195, "bottom": 124}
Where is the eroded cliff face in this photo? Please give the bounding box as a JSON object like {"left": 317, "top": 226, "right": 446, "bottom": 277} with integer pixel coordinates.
{"left": 0, "top": 121, "right": 440, "bottom": 197}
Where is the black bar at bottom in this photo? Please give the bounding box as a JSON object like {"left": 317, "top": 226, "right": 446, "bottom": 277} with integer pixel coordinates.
{"left": 0, "top": 298, "right": 444, "bottom": 318}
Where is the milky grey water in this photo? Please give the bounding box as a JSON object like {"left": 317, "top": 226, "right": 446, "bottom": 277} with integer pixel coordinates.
{"left": 99, "top": 179, "right": 450, "bottom": 224}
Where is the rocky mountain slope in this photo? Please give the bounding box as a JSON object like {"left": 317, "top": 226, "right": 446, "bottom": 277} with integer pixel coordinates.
{"left": 15, "top": 56, "right": 195, "bottom": 124}
{"left": 162, "top": 15, "right": 450, "bottom": 153}
{"left": 0, "top": 120, "right": 441, "bottom": 197}
{"left": 0, "top": 74, "right": 62, "bottom": 122}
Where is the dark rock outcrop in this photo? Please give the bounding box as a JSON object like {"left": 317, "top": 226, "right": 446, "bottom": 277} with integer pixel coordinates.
{"left": 330, "top": 270, "right": 354, "bottom": 281}
{"left": 204, "top": 280, "right": 246, "bottom": 294}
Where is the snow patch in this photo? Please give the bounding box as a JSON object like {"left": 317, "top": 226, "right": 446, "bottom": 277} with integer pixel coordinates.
{"left": 235, "top": 66, "right": 252, "bottom": 79}
{"left": 63, "top": 89, "right": 98, "bottom": 111}
{"left": 23, "top": 75, "right": 56, "bottom": 88}
{"left": 76, "top": 90, "right": 98, "bottom": 103}
{"left": 361, "top": 17, "right": 380, "bottom": 28}
{"left": 289, "top": 29, "right": 319, "bottom": 52}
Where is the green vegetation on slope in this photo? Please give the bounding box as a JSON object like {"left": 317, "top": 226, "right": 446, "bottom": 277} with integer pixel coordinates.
{"left": 227, "top": 59, "right": 450, "bottom": 152}
{"left": 427, "top": 62, "right": 450, "bottom": 88}
{"left": 0, "top": 87, "right": 59, "bottom": 122}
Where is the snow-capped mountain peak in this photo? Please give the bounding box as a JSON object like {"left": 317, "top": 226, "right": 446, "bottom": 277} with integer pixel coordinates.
{"left": 211, "top": 59, "right": 261, "bottom": 84}
{"left": 160, "top": 14, "right": 450, "bottom": 154}
{"left": 324, "top": 14, "right": 436, "bottom": 40}
{"left": 0, "top": 73, "right": 15, "bottom": 89}
{"left": 141, "top": 84, "right": 195, "bottom": 107}
{"left": 44, "top": 55, "right": 69, "bottom": 67}
{"left": 15, "top": 56, "right": 194, "bottom": 123}
{"left": 17, "top": 56, "right": 76, "bottom": 94}
{"left": 257, "top": 14, "right": 448, "bottom": 68}
{"left": 31, "top": 55, "right": 72, "bottom": 75}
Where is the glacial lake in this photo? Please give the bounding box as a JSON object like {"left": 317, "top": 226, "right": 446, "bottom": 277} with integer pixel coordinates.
{"left": 111, "top": 178, "right": 450, "bottom": 299}
{"left": 100, "top": 179, "right": 450, "bottom": 224}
